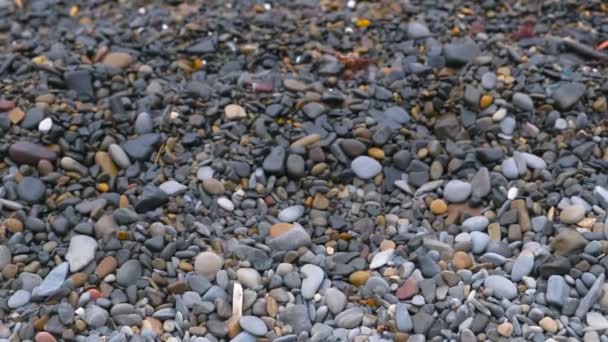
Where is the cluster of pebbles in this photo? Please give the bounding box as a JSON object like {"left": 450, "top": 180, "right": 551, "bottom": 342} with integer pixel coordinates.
{"left": 2, "top": 0, "right": 608, "bottom": 341}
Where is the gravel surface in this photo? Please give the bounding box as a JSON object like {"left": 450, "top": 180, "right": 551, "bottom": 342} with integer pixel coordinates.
{"left": 2, "top": 0, "right": 608, "bottom": 341}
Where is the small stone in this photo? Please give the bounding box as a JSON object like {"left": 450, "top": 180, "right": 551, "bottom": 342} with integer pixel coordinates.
{"left": 349, "top": 271, "right": 372, "bottom": 286}
{"left": 38, "top": 117, "right": 52, "bottom": 133}
{"left": 552, "top": 82, "right": 586, "bottom": 110}
{"left": 484, "top": 275, "right": 517, "bottom": 299}
{"left": 539, "top": 317, "right": 558, "bottom": 333}
{"left": 33, "top": 263, "right": 69, "bottom": 297}
{"left": 278, "top": 205, "right": 305, "bottom": 222}
{"left": 430, "top": 199, "right": 448, "bottom": 215}
{"left": 452, "top": 251, "right": 472, "bottom": 270}
{"left": 461, "top": 216, "right": 489, "bottom": 232}
{"left": 95, "top": 152, "right": 118, "bottom": 177}
{"left": 101, "top": 52, "right": 133, "bottom": 68}
{"left": 351, "top": 156, "right": 382, "bottom": 179}
{"left": 511, "top": 250, "right": 534, "bottom": 282}
{"left": 225, "top": 104, "right": 247, "bottom": 120}
{"left": 239, "top": 316, "right": 268, "bottom": 336}
{"left": 17, "top": 177, "right": 46, "bottom": 204}
{"left": 108, "top": 144, "right": 131, "bottom": 168}
{"left": 9, "top": 141, "right": 57, "bottom": 165}
{"left": 301, "top": 264, "right": 324, "bottom": 299}
{"left": 134, "top": 111, "right": 154, "bottom": 135}
{"left": 407, "top": 22, "right": 431, "bottom": 38}
{"left": 116, "top": 260, "right": 143, "bottom": 287}
{"left": 202, "top": 178, "right": 224, "bottom": 195}
{"left": 559, "top": 204, "right": 586, "bottom": 224}
{"left": 324, "top": 288, "right": 347, "bottom": 314}
{"left": 263, "top": 146, "right": 286, "bottom": 174}
{"left": 268, "top": 225, "right": 311, "bottom": 251}
{"left": 194, "top": 252, "right": 223, "bottom": 281}
{"left": 497, "top": 322, "right": 513, "bottom": 337}
{"left": 512, "top": 92, "right": 534, "bottom": 112}
{"left": 8, "top": 289, "right": 31, "bottom": 308}
{"left": 550, "top": 228, "right": 588, "bottom": 256}
{"left": 159, "top": 180, "right": 188, "bottom": 196}
{"left": 443, "top": 180, "right": 471, "bottom": 202}
{"left": 35, "top": 332, "right": 56, "bottom": 342}
{"left": 65, "top": 235, "right": 98, "bottom": 272}
{"left": 335, "top": 307, "right": 364, "bottom": 328}
{"left": 546, "top": 275, "right": 569, "bottom": 307}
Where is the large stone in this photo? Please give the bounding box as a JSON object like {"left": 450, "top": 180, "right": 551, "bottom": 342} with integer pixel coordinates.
{"left": 9, "top": 141, "right": 57, "bottom": 165}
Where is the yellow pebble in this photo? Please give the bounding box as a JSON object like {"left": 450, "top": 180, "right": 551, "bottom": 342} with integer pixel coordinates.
{"left": 97, "top": 183, "right": 110, "bottom": 192}
{"left": 368, "top": 147, "right": 385, "bottom": 159}
{"left": 357, "top": 19, "right": 371, "bottom": 28}
{"left": 480, "top": 95, "right": 493, "bottom": 109}
{"left": 430, "top": 199, "right": 448, "bottom": 215}
{"left": 69, "top": 5, "right": 79, "bottom": 16}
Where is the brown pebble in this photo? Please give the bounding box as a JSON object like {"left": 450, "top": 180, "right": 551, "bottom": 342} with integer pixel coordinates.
{"left": 452, "top": 251, "right": 472, "bottom": 270}
{"left": 34, "top": 315, "right": 49, "bottom": 331}
{"left": 95, "top": 256, "right": 117, "bottom": 278}
{"left": 167, "top": 280, "right": 187, "bottom": 294}
{"left": 430, "top": 199, "right": 448, "bottom": 215}
{"left": 69, "top": 273, "right": 88, "bottom": 288}
{"left": 312, "top": 193, "right": 329, "bottom": 210}
{"left": 2, "top": 264, "right": 18, "bottom": 279}
{"left": 349, "top": 270, "right": 371, "bottom": 286}
{"left": 5, "top": 218, "right": 24, "bottom": 233}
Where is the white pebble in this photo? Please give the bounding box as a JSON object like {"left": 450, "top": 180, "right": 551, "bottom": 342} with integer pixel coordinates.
{"left": 507, "top": 187, "right": 518, "bottom": 200}
{"left": 217, "top": 197, "right": 235, "bottom": 211}
{"left": 38, "top": 117, "right": 53, "bottom": 133}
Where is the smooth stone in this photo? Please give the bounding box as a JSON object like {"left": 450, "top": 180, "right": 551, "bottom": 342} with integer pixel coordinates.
{"left": 576, "top": 273, "right": 605, "bottom": 318}
{"left": 560, "top": 204, "right": 586, "bottom": 224}
{"left": 268, "top": 225, "right": 311, "bottom": 251}
{"left": 334, "top": 307, "right": 364, "bottom": 328}
{"left": 17, "top": 177, "right": 46, "bottom": 204}
{"left": 225, "top": 104, "right": 247, "bottom": 120}
{"left": 302, "top": 102, "right": 325, "bottom": 119}
{"left": 279, "top": 304, "right": 311, "bottom": 334}
{"left": 286, "top": 154, "right": 306, "bottom": 178}
{"left": 202, "top": 178, "right": 224, "bottom": 195}
{"left": 512, "top": 92, "right": 534, "bottom": 112}
{"left": 462, "top": 216, "right": 489, "bottom": 232}
{"left": 22, "top": 107, "right": 45, "bottom": 129}
{"left": 443, "top": 180, "right": 471, "bottom": 202}
{"left": 278, "top": 205, "right": 305, "bottom": 222}
{"left": 194, "top": 252, "right": 223, "bottom": 281}
{"left": 159, "top": 180, "right": 187, "bottom": 196}
{"left": 33, "top": 263, "right": 69, "bottom": 297}
{"left": 470, "top": 232, "right": 490, "bottom": 254}
{"left": 134, "top": 112, "right": 154, "bottom": 134}
{"left": 135, "top": 186, "right": 168, "bottom": 213}
{"left": 263, "top": 146, "right": 286, "bottom": 174}
{"left": 502, "top": 157, "right": 519, "bottom": 179}
{"left": 116, "top": 260, "right": 143, "bottom": 287}
{"left": 8, "top": 141, "right": 57, "bottom": 165}
{"left": 481, "top": 72, "right": 497, "bottom": 89}
{"left": 8, "top": 289, "right": 31, "bottom": 308}
{"left": 236, "top": 268, "right": 262, "bottom": 290}
{"left": 351, "top": 156, "right": 382, "bottom": 179}
{"left": 239, "top": 316, "right": 268, "bottom": 336}
{"left": 511, "top": 250, "right": 534, "bottom": 282}
{"left": 0, "top": 246, "right": 11, "bottom": 269}
{"left": 38, "top": 117, "right": 52, "bottom": 133}
{"left": 444, "top": 39, "right": 480, "bottom": 66}
{"left": 65, "top": 235, "right": 98, "bottom": 272}
{"left": 471, "top": 167, "right": 491, "bottom": 198}
{"left": 546, "top": 275, "right": 570, "bottom": 307}
{"left": 108, "top": 144, "right": 131, "bottom": 169}
{"left": 519, "top": 152, "right": 547, "bottom": 170}
{"left": 217, "top": 197, "right": 235, "bottom": 211}
{"left": 553, "top": 82, "right": 586, "bottom": 110}
{"left": 324, "top": 288, "right": 346, "bottom": 314}
{"left": 484, "top": 275, "right": 517, "bottom": 299}
{"left": 85, "top": 305, "right": 109, "bottom": 328}
{"left": 395, "top": 303, "right": 412, "bottom": 332}
{"left": 122, "top": 133, "right": 161, "bottom": 161}
{"left": 407, "top": 22, "right": 431, "bottom": 38}
{"left": 196, "top": 166, "right": 214, "bottom": 181}
{"left": 300, "top": 264, "right": 324, "bottom": 299}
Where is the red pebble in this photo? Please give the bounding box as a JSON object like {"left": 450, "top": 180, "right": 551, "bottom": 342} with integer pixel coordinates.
{"left": 0, "top": 98, "right": 15, "bottom": 111}
{"left": 396, "top": 277, "right": 419, "bottom": 300}
{"left": 35, "top": 332, "right": 57, "bottom": 342}
{"left": 88, "top": 289, "right": 103, "bottom": 300}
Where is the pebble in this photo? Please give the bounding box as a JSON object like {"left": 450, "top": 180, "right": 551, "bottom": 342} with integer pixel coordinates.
{"left": 560, "top": 204, "right": 586, "bottom": 224}
{"left": 65, "top": 235, "right": 98, "bottom": 272}
{"left": 17, "top": 177, "right": 46, "bottom": 204}
{"left": 300, "top": 264, "right": 324, "bottom": 299}
{"left": 443, "top": 180, "right": 472, "bottom": 202}
{"left": 484, "top": 275, "right": 517, "bottom": 299}
{"left": 194, "top": 252, "right": 223, "bottom": 281}
{"left": 278, "top": 205, "right": 305, "bottom": 222}
{"left": 239, "top": 316, "right": 268, "bottom": 336}
{"left": 351, "top": 156, "right": 382, "bottom": 179}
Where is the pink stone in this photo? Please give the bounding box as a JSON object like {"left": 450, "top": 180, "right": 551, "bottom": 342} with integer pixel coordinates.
{"left": 396, "top": 277, "right": 418, "bottom": 300}
{"left": 35, "top": 332, "right": 57, "bottom": 342}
